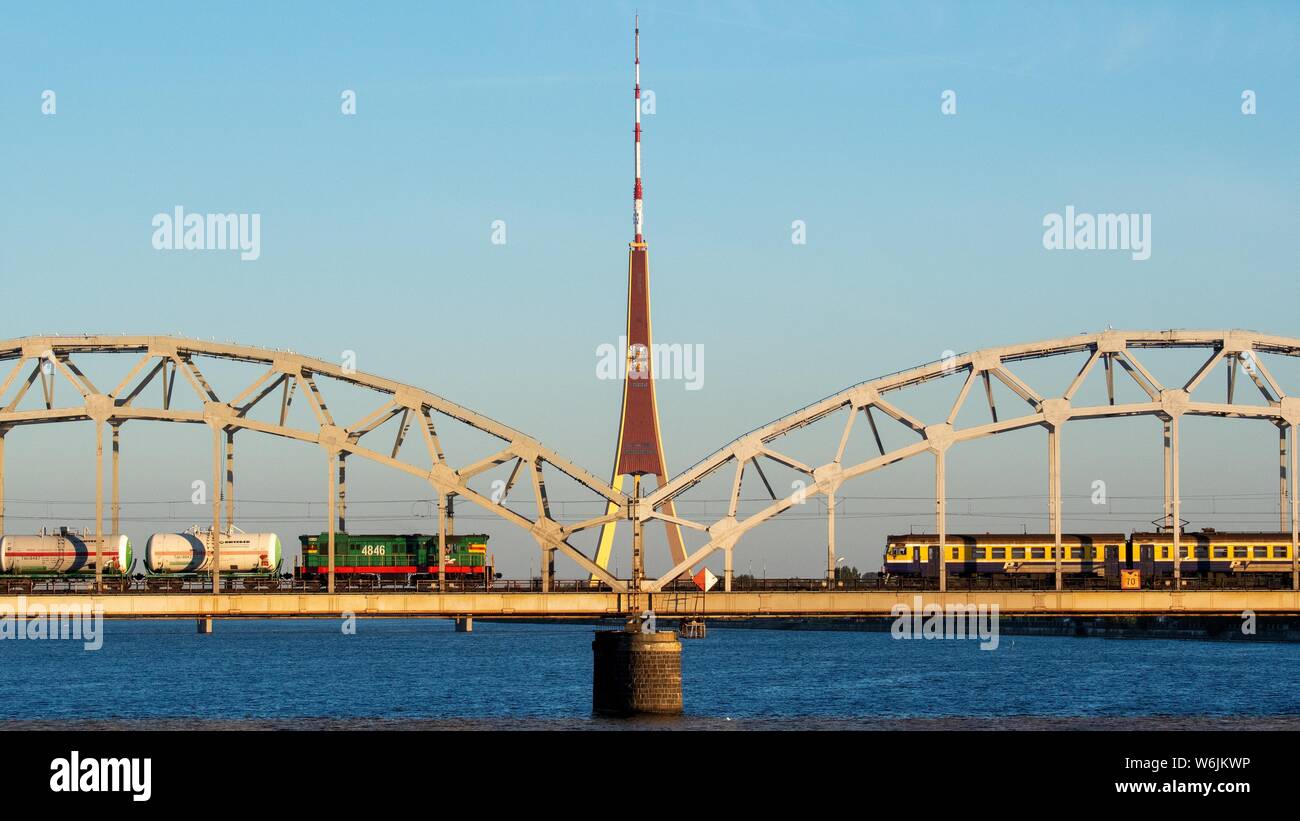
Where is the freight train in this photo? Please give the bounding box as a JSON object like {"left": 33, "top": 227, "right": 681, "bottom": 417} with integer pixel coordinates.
{"left": 884, "top": 529, "right": 1300, "bottom": 580}
{"left": 0, "top": 526, "right": 495, "bottom": 589}
{"left": 296, "top": 532, "right": 495, "bottom": 585}
{"left": 0, "top": 525, "right": 282, "bottom": 589}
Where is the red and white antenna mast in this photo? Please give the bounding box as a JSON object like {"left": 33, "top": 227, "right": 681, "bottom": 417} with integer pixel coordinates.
{"left": 633, "top": 13, "right": 644, "bottom": 244}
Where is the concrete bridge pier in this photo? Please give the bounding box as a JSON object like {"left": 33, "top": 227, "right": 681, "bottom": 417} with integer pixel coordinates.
{"left": 592, "top": 629, "right": 682, "bottom": 716}
{"left": 454, "top": 616, "right": 473, "bottom": 632}
{"left": 197, "top": 617, "right": 213, "bottom": 634}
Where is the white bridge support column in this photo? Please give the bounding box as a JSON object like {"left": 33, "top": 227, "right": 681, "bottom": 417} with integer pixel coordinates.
{"left": 1281, "top": 426, "right": 1290, "bottom": 532}
{"left": 540, "top": 540, "right": 552, "bottom": 593}
{"left": 111, "top": 424, "right": 121, "bottom": 535}
{"left": 94, "top": 420, "right": 104, "bottom": 593}
{"left": 826, "top": 482, "right": 837, "bottom": 584}
{"left": 225, "top": 430, "right": 235, "bottom": 531}
{"left": 724, "top": 542, "right": 733, "bottom": 592}
{"left": 210, "top": 425, "right": 222, "bottom": 595}
{"left": 437, "top": 493, "right": 447, "bottom": 592}
{"left": 336, "top": 451, "right": 346, "bottom": 534}
{"left": 1171, "top": 415, "right": 1182, "bottom": 588}
{"left": 1290, "top": 423, "right": 1298, "bottom": 591}
{"left": 1, "top": 428, "right": 8, "bottom": 542}
{"left": 936, "top": 447, "right": 947, "bottom": 593}
{"left": 1163, "top": 419, "right": 1173, "bottom": 531}
{"left": 1049, "top": 425, "right": 1062, "bottom": 591}
{"left": 326, "top": 448, "right": 337, "bottom": 594}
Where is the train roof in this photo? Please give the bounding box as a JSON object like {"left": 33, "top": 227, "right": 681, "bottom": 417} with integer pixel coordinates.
{"left": 300, "top": 532, "right": 489, "bottom": 539}
{"left": 887, "top": 533, "right": 1126, "bottom": 545}
{"left": 1130, "top": 531, "right": 1298, "bottom": 541}
{"left": 889, "top": 531, "right": 1300, "bottom": 544}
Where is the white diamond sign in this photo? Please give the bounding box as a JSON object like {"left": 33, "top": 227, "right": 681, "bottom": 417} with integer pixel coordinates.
{"left": 693, "top": 567, "right": 718, "bottom": 592}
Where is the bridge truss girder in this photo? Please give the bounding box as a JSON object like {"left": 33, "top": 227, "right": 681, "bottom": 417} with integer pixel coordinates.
{"left": 641, "top": 329, "right": 1300, "bottom": 593}
{"left": 0, "top": 336, "right": 630, "bottom": 593}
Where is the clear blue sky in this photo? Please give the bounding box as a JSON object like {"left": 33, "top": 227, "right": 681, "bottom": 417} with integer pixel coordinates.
{"left": 1, "top": 2, "right": 1298, "bottom": 577}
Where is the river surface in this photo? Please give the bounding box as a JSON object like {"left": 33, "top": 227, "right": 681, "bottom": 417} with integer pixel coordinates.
{"left": 1, "top": 620, "right": 1297, "bottom": 728}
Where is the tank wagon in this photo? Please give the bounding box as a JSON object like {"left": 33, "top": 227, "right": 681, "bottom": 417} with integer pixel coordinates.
{"left": 0, "top": 527, "right": 132, "bottom": 576}
{"left": 144, "top": 527, "right": 282, "bottom": 576}
{"left": 0, "top": 527, "right": 132, "bottom": 591}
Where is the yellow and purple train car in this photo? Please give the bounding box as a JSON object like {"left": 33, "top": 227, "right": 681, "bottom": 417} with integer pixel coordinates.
{"left": 884, "top": 529, "right": 1300, "bottom": 580}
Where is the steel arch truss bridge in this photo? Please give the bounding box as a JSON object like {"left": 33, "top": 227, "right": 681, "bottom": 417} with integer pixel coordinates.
{"left": 641, "top": 329, "right": 1300, "bottom": 593}
{"left": 0, "top": 336, "right": 631, "bottom": 592}
{"left": 2, "top": 330, "right": 1300, "bottom": 596}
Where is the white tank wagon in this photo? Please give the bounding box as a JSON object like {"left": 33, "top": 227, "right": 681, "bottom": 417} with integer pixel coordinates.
{"left": 144, "top": 527, "right": 282, "bottom": 574}
{"left": 0, "top": 528, "right": 133, "bottom": 575}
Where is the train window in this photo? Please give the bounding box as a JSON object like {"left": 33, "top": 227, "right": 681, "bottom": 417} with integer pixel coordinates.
{"left": 1235, "top": 546, "right": 1248, "bottom": 558}
{"left": 1254, "top": 546, "right": 1268, "bottom": 559}
{"left": 1193, "top": 547, "right": 1207, "bottom": 558}
{"left": 1012, "top": 548, "right": 1025, "bottom": 559}
{"left": 992, "top": 548, "right": 1006, "bottom": 559}
{"left": 972, "top": 548, "right": 985, "bottom": 559}
{"left": 1273, "top": 546, "right": 1287, "bottom": 559}
{"left": 950, "top": 548, "right": 960, "bottom": 560}
{"left": 1213, "top": 546, "right": 1227, "bottom": 559}
{"left": 1031, "top": 548, "right": 1045, "bottom": 559}
{"left": 1178, "top": 546, "right": 1188, "bottom": 559}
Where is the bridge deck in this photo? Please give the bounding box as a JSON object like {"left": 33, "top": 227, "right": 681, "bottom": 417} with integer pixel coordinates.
{"left": 2, "top": 590, "right": 1298, "bottom": 618}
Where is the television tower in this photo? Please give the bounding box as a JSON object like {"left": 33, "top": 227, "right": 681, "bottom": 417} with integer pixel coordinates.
{"left": 593, "top": 15, "right": 687, "bottom": 575}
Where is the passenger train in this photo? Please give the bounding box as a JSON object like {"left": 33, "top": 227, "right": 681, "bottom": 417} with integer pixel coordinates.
{"left": 884, "top": 529, "right": 1300, "bottom": 580}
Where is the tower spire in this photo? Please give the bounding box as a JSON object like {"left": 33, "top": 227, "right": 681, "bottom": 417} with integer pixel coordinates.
{"left": 593, "top": 15, "right": 688, "bottom": 578}
{"left": 633, "top": 14, "right": 644, "bottom": 244}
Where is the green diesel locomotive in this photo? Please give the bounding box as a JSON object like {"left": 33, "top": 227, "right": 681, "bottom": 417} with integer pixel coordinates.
{"left": 297, "top": 532, "right": 494, "bottom": 585}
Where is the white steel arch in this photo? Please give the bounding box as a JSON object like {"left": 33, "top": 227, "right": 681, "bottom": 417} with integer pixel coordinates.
{"left": 0, "top": 335, "right": 630, "bottom": 593}
{"left": 642, "top": 329, "right": 1300, "bottom": 593}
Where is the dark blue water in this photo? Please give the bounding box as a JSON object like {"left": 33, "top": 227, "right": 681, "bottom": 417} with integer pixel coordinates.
{"left": 1, "top": 620, "right": 1298, "bottom": 724}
